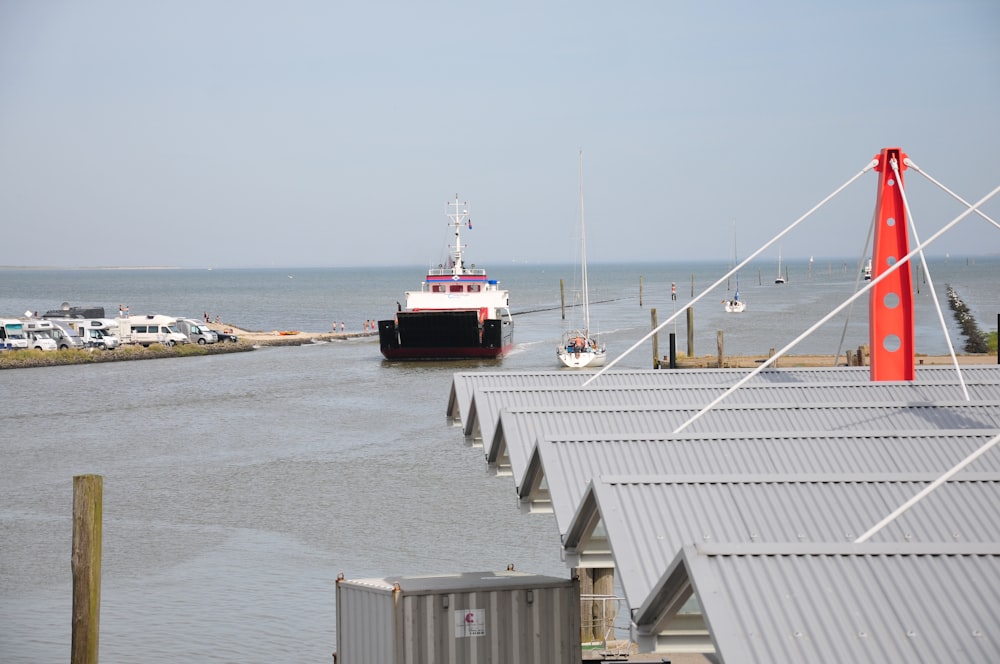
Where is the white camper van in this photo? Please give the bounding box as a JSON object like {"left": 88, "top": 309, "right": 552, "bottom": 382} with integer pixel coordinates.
{"left": 174, "top": 318, "right": 217, "bottom": 344}
{"left": 22, "top": 319, "right": 70, "bottom": 350}
{"left": 37, "top": 320, "right": 88, "bottom": 350}
{"left": 123, "top": 315, "right": 189, "bottom": 346}
{"left": 56, "top": 319, "right": 122, "bottom": 349}
{"left": 0, "top": 318, "right": 30, "bottom": 350}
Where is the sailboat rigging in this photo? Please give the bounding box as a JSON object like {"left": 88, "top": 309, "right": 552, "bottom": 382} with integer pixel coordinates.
{"left": 557, "top": 151, "right": 607, "bottom": 368}
{"left": 774, "top": 247, "right": 786, "bottom": 284}
{"left": 724, "top": 221, "right": 746, "bottom": 312}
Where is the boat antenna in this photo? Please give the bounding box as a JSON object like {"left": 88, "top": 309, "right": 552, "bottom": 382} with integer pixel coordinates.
{"left": 447, "top": 194, "right": 470, "bottom": 275}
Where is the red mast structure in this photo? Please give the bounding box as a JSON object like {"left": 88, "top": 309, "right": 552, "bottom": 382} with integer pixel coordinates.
{"left": 869, "top": 147, "right": 915, "bottom": 381}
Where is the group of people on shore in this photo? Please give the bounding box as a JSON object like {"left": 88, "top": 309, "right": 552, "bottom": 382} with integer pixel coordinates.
{"left": 332, "top": 320, "right": 379, "bottom": 335}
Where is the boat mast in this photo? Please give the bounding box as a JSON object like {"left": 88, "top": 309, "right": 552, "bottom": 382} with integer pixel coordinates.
{"left": 447, "top": 194, "right": 469, "bottom": 276}
{"left": 578, "top": 150, "right": 590, "bottom": 336}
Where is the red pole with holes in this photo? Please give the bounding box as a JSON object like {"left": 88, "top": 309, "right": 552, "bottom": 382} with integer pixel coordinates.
{"left": 869, "top": 147, "right": 915, "bottom": 381}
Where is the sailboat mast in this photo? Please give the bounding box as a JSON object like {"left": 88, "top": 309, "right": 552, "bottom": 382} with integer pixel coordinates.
{"left": 578, "top": 150, "right": 590, "bottom": 335}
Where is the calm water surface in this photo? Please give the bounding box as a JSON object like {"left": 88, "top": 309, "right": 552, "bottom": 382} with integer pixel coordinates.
{"left": 0, "top": 257, "right": 996, "bottom": 662}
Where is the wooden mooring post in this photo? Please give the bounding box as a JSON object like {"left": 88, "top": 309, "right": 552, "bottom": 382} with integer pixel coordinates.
{"left": 638, "top": 275, "right": 643, "bottom": 307}
{"left": 560, "top": 279, "right": 565, "bottom": 320}
{"left": 686, "top": 307, "right": 694, "bottom": 357}
{"left": 72, "top": 474, "right": 103, "bottom": 664}
{"left": 717, "top": 330, "right": 725, "bottom": 368}
{"left": 651, "top": 308, "right": 659, "bottom": 368}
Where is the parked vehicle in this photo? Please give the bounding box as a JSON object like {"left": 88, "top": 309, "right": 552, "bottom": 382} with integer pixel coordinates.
{"left": 0, "top": 318, "right": 30, "bottom": 350}
{"left": 24, "top": 329, "right": 58, "bottom": 351}
{"left": 23, "top": 319, "right": 80, "bottom": 350}
{"left": 122, "top": 315, "right": 189, "bottom": 346}
{"left": 50, "top": 319, "right": 122, "bottom": 350}
{"left": 42, "top": 320, "right": 89, "bottom": 350}
{"left": 214, "top": 329, "right": 239, "bottom": 343}
{"left": 174, "top": 318, "right": 218, "bottom": 345}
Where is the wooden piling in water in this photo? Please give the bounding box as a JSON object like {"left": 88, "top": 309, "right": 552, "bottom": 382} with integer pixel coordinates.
{"left": 686, "top": 307, "right": 694, "bottom": 357}
{"left": 639, "top": 275, "right": 643, "bottom": 307}
{"left": 651, "top": 308, "right": 659, "bottom": 369}
{"left": 560, "top": 279, "right": 565, "bottom": 320}
{"left": 717, "top": 330, "right": 725, "bottom": 368}
{"left": 72, "top": 474, "right": 102, "bottom": 664}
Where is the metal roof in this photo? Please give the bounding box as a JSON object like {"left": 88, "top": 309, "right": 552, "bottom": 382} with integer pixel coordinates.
{"left": 465, "top": 380, "right": 1000, "bottom": 443}
{"left": 562, "top": 474, "right": 1000, "bottom": 609}
{"left": 489, "top": 402, "right": 1000, "bottom": 484}
{"left": 634, "top": 543, "right": 1000, "bottom": 662}
{"left": 447, "top": 366, "right": 1000, "bottom": 427}
{"left": 521, "top": 430, "right": 1000, "bottom": 533}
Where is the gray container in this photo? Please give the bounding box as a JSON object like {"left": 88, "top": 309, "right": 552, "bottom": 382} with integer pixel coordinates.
{"left": 335, "top": 569, "right": 581, "bottom": 664}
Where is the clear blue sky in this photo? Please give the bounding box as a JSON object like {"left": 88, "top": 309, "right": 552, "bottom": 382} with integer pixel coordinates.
{"left": 1, "top": 1, "right": 998, "bottom": 268}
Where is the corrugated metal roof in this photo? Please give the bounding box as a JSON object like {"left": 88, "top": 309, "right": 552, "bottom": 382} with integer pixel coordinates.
{"left": 563, "top": 474, "right": 1000, "bottom": 609}
{"left": 447, "top": 364, "right": 1000, "bottom": 659}
{"left": 490, "top": 402, "right": 1000, "bottom": 483}
{"left": 466, "top": 380, "right": 1000, "bottom": 442}
{"left": 448, "top": 366, "right": 1000, "bottom": 427}
{"left": 635, "top": 543, "right": 1000, "bottom": 662}
{"left": 522, "top": 430, "right": 1000, "bottom": 533}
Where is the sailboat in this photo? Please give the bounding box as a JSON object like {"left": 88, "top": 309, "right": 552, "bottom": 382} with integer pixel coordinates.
{"left": 724, "top": 222, "right": 746, "bottom": 313}
{"left": 863, "top": 257, "right": 872, "bottom": 280}
{"left": 557, "top": 151, "right": 606, "bottom": 368}
{"left": 774, "top": 247, "right": 786, "bottom": 284}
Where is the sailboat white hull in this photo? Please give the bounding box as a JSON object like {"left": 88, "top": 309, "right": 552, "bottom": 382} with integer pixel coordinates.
{"left": 724, "top": 299, "right": 746, "bottom": 313}
{"left": 557, "top": 346, "right": 607, "bottom": 368}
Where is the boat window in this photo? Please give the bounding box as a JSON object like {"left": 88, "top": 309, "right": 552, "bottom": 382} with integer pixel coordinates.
{"left": 432, "top": 285, "right": 445, "bottom": 293}
{"left": 467, "top": 284, "right": 481, "bottom": 292}
{"left": 449, "top": 285, "right": 463, "bottom": 293}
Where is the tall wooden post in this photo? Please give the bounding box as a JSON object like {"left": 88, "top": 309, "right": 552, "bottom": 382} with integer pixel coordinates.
{"left": 717, "top": 330, "right": 725, "bottom": 368}
{"left": 72, "top": 474, "right": 103, "bottom": 664}
{"left": 560, "top": 279, "right": 565, "bottom": 320}
{"left": 686, "top": 307, "right": 694, "bottom": 357}
{"left": 651, "top": 308, "right": 659, "bottom": 368}
{"left": 577, "top": 567, "right": 594, "bottom": 642}
{"left": 592, "top": 568, "right": 616, "bottom": 644}
{"left": 638, "top": 276, "right": 643, "bottom": 307}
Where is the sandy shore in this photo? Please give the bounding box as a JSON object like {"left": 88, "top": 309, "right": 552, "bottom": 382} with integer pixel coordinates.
{"left": 211, "top": 322, "right": 997, "bottom": 366}
{"left": 207, "top": 322, "right": 376, "bottom": 346}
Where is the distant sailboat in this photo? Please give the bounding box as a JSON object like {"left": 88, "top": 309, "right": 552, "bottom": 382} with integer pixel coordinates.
{"left": 724, "top": 222, "right": 746, "bottom": 313}
{"left": 774, "top": 247, "right": 786, "bottom": 284}
{"left": 557, "top": 151, "right": 607, "bottom": 368}
{"left": 864, "top": 257, "right": 872, "bottom": 280}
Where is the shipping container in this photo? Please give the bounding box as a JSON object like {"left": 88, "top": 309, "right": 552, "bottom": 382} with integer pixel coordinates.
{"left": 335, "top": 569, "right": 581, "bottom": 664}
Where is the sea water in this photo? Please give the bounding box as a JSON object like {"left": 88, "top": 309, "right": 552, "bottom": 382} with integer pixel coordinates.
{"left": 0, "top": 258, "right": 996, "bottom": 662}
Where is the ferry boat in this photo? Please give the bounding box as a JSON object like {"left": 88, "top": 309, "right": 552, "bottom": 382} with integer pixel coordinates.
{"left": 378, "top": 195, "right": 513, "bottom": 360}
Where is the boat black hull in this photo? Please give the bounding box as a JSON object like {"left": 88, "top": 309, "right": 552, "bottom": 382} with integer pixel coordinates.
{"left": 378, "top": 310, "right": 513, "bottom": 360}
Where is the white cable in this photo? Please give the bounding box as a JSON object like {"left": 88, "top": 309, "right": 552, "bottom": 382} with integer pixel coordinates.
{"left": 889, "top": 157, "right": 970, "bottom": 401}
{"left": 905, "top": 158, "right": 1000, "bottom": 231}
{"left": 834, "top": 208, "right": 877, "bottom": 366}
{"left": 854, "top": 431, "right": 1000, "bottom": 543}
{"left": 582, "top": 159, "right": 880, "bottom": 386}
{"left": 671, "top": 182, "right": 1000, "bottom": 434}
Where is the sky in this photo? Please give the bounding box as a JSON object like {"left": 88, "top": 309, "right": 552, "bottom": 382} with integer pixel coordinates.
{"left": 1, "top": 1, "right": 998, "bottom": 269}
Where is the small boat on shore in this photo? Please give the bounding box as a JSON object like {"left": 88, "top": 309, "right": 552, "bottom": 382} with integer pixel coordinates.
{"left": 377, "top": 195, "right": 514, "bottom": 360}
